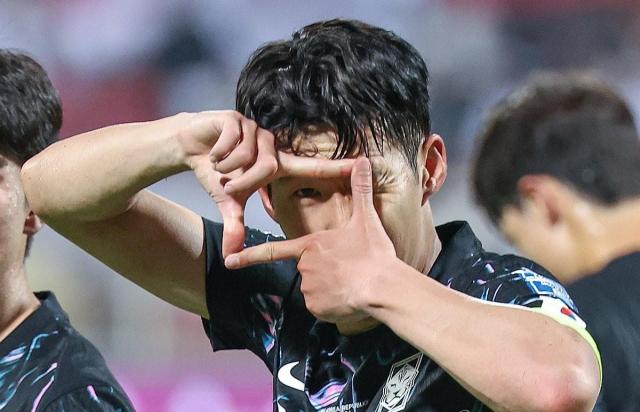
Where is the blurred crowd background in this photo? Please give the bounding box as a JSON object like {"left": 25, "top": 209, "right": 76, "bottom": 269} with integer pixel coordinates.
{"left": 2, "top": 0, "right": 640, "bottom": 411}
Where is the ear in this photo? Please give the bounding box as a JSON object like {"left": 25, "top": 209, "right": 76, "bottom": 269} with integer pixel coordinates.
{"left": 258, "top": 185, "right": 278, "bottom": 223}
{"left": 23, "top": 211, "right": 42, "bottom": 236}
{"left": 516, "top": 175, "right": 563, "bottom": 226}
{"left": 420, "top": 134, "right": 448, "bottom": 205}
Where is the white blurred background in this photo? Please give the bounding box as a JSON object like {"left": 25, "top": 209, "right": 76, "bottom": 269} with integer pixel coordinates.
{"left": 2, "top": 0, "right": 639, "bottom": 410}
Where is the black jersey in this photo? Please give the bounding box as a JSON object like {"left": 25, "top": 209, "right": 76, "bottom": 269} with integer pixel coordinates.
{"left": 202, "top": 220, "right": 596, "bottom": 412}
{"left": 568, "top": 252, "right": 640, "bottom": 412}
{"left": 0, "top": 292, "right": 134, "bottom": 412}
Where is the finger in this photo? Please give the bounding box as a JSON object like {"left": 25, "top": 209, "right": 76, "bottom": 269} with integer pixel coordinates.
{"left": 214, "top": 119, "right": 259, "bottom": 173}
{"left": 223, "top": 129, "right": 278, "bottom": 194}
{"left": 224, "top": 236, "right": 308, "bottom": 269}
{"left": 278, "top": 154, "right": 355, "bottom": 179}
{"left": 350, "top": 157, "right": 375, "bottom": 218}
{"left": 218, "top": 198, "right": 247, "bottom": 257}
{"left": 209, "top": 115, "right": 243, "bottom": 162}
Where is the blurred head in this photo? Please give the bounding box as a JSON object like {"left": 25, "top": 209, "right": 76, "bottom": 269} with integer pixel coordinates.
{"left": 236, "top": 19, "right": 447, "bottom": 271}
{"left": 472, "top": 72, "right": 640, "bottom": 281}
{"left": 0, "top": 50, "right": 62, "bottom": 271}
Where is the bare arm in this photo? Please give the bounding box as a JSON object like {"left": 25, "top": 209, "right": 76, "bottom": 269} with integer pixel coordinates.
{"left": 22, "top": 113, "right": 211, "bottom": 316}
{"left": 22, "top": 111, "right": 354, "bottom": 318}
{"left": 366, "top": 262, "right": 600, "bottom": 412}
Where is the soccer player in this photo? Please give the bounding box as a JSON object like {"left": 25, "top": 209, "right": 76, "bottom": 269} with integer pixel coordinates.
{"left": 0, "top": 50, "right": 133, "bottom": 411}
{"left": 22, "top": 20, "right": 600, "bottom": 411}
{"left": 472, "top": 72, "right": 640, "bottom": 412}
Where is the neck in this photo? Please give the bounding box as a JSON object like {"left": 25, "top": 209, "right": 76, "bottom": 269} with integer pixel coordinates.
{"left": 571, "top": 198, "right": 640, "bottom": 281}
{"left": 0, "top": 265, "right": 40, "bottom": 342}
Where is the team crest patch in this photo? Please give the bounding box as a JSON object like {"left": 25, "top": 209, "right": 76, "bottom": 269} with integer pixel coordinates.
{"left": 514, "top": 268, "right": 574, "bottom": 305}
{"left": 376, "top": 352, "right": 423, "bottom": 412}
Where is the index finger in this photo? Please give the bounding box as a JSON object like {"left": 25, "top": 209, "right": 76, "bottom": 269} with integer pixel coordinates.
{"left": 278, "top": 153, "right": 355, "bottom": 179}
{"left": 224, "top": 236, "right": 308, "bottom": 269}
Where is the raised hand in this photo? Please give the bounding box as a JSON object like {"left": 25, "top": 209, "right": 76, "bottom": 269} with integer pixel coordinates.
{"left": 177, "top": 110, "right": 354, "bottom": 257}
{"left": 224, "top": 157, "right": 398, "bottom": 323}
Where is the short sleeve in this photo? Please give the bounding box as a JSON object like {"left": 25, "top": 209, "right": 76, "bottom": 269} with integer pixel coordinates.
{"left": 464, "top": 258, "right": 602, "bottom": 377}
{"left": 200, "top": 218, "right": 298, "bottom": 368}
{"left": 42, "top": 385, "right": 134, "bottom": 412}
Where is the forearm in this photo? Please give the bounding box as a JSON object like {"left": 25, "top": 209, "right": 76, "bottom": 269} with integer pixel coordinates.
{"left": 365, "top": 260, "right": 599, "bottom": 412}
{"left": 22, "top": 113, "right": 193, "bottom": 222}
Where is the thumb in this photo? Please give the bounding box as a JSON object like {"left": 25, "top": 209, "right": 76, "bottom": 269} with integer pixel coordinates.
{"left": 218, "top": 198, "right": 247, "bottom": 257}
{"left": 351, "top": 157, "right": 376, "bottom": 218}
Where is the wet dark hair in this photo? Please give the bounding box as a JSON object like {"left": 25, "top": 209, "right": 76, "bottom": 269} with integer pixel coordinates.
{"left": 0, "top": 49, "right": 62, "bottom": 256}
{"left": 236, "top": 19, "right": 430, "bottom": 173}
{"left": 472, "top": 72, "right": 640, "bottom": 224}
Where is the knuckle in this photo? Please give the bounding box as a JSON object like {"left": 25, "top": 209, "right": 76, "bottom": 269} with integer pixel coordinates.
{"left": 307, "top": 238, "right": 323, "bottom": 252}
{"left": 263, "top": 130, "right": 276, "bottom": 143}
{"left": 229, "top": 110, "right": 243, "bottom": 119}
{"left": 244, "top": 119, "right": 258, "bottom": 131}
{"left": 261, "top": 157, "right": 279, "bottom": 176}
{"left": 353, "top": 183, "right": 373, "bottom": 194}
{"left": 233, "top": 148, "right": 255, "bottom": 165}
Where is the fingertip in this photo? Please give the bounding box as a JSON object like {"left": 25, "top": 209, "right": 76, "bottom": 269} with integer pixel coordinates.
{"left": 352, "top": 157, "right": 372, "bottom": 185}
{"left": 225, "top": 254, "right": 240, "bottom": 269}
{"left": 354, "top": 156, "right": 371, "bottom": 172}
{"left": 221, "top": 228, "right": 245, "bottom": 258}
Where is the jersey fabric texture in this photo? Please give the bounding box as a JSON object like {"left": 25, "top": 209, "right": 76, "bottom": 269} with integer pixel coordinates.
{"left": 202, "top": 219, "right": 597, "bottom": 412}
{"left": 568, "top": 252, "right": 640, "bottom": 412}
{"left": 0, "top": 292, "right": 134, "bottom": 412}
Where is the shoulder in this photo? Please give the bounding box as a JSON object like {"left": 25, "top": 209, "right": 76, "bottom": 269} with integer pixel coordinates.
{"left": 39, "top": 322, "right": 132, "bottom": 411}
{"left": 449, "top": 251, "right": 576, "bottom": 310}
{"left": 41, "top": 384, "right": 134, "bottom": 412}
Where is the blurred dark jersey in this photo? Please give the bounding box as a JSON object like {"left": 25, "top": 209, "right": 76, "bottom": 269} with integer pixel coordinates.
{"left": 0, "top": 292, "right": 134, "bottom": 412}
{"left": 568, "top": 252, "right": 640, "bottom": 412}
{"left": 202, "top": 220, "right": 598, "bottom": 412}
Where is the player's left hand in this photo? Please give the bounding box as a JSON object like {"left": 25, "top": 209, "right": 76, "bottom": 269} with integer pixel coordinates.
{"left": 224, "top": 157, "right": 398, "bottom": 323}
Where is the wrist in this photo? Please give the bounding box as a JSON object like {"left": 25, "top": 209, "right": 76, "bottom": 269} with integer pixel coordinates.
{"left": 358, "top": 256, "right": 411, "bottom": 315}
{"left": 170, "top": 112, "right": 200, "bottom": 169}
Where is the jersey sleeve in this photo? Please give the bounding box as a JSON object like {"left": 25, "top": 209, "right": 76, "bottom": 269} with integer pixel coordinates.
{"left": 200, "top": 218, "right": 298, "bottom": 368}
{"left": 41, "top": 385, "right": 134, "bottom": 412}
{"left": 463, "top": 258, "right": 602, "bottom": 376}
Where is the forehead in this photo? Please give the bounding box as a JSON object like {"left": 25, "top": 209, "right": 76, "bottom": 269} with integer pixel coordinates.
{"left": 289, "top": 130, "right": 408, "bottom": 164}
{"left": 289, "top": 129, "right": 383, "bottom": 156}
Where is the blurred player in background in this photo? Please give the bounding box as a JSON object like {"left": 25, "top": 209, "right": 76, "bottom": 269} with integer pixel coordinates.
{"left": 0, "top": 50, "right": 133, "bottom": 411}
{"left": 473, "top": 72, "right": 640, "bottom": 412}
{"left": 23, "top": 20, "right": 600, "bottom": 411}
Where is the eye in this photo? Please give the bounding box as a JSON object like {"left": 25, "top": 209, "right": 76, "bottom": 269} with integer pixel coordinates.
{"left": 293, "top": 188, "right": 321, "bottom": 198}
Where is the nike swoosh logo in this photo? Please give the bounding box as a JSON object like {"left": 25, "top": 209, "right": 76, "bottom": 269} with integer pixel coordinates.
{"left": 277, "top": 361, "right": 305, "bottom": 391}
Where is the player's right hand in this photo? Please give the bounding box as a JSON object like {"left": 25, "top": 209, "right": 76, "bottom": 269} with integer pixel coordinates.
{"left": 176, "top": 110, "right": 354, "bottom": 258}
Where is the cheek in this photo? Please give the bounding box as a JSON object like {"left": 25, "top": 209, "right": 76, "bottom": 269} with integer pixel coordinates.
{"left": 0, "top": 185, "right": 21, "bottom": 219}
{"left": 375, "top": 190, "right": 422, "bottom": 251}
{"left": 273, "top": 197, "right": 334, "bottom": 239}
{"left": 0, "top": 188, "right": 25, "bottom": 242}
